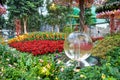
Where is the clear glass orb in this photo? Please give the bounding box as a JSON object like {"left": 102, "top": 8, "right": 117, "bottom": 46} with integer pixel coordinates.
{"left": 64, "top": 32, "right": 93, "bottom": 61}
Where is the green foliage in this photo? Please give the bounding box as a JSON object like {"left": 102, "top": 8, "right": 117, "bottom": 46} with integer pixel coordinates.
{"left": 6, "top": 0, "right": 44, "bottom": 32}
{"left": 45, "top": 2, "right": 72, "bottom": 32}
{"left": 27, "top": 12, "right": 41, "bottom": 32}
{"left": 0, "top": 0, "right": 6, "bottom": 5}
{"left": 57, "top": 47, "right": 120, "bottom": 80}
{"left": 6, "top": 14, "right": 15, "bottom": 30}
{"left": 84, "top": 8, "right": 95, "bottom": 25}
{"left": 7, "top": 0, "right": 44, "bottom": 18}
{"left": 63, "top": 26, "right": 73, "bottom": 34}
{"left": 106, "top": 0, "right": 120, "bottom": 4}
{"left": 92, "top": 33, "right": 120, "bottom": 57}
{"left": 1, "top": 43, "right": 120, "bottom": 79}
{"left": 96, "top": 1, "right": 120, "bottom": 13}
{"left": 0, "top": 16, "right": 6, "bottom": 29}
{"left": 0, "top": 44, "right": 58, "bottom": 80}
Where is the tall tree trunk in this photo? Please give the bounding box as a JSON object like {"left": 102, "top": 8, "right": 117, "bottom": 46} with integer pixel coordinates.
{"left": 51, "top": 26, "right": 54, "bottom": 32}
{"left": 23, "top": 17, "right": 27, "bottom": 34}
{"left": 14, "top": 18, "right": 21, "bottom": 36}
{"left": 79, "top": 0, "right": 85, "bottom": 32}
{"left": 56, "top": 25, "right": 60, "bottom": 33}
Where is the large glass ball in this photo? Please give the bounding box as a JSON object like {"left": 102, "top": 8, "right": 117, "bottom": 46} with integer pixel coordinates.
{"left": 64, "top": 32, "right": 93, "bottom": 61}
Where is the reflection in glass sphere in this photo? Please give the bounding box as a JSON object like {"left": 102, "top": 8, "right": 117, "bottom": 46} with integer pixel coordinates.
{"left": 64, "top": 32, "right": 93, "bottom": 62}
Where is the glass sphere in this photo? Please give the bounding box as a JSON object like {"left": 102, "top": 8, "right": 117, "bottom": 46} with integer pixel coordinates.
{"left": 64, "top": 32, "right": 93, "bottom": 61}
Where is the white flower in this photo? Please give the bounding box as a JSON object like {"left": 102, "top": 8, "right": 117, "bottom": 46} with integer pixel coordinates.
{"left": 60, "top": 67, "right": 64, "bottom": 72}
{"left": 57, "top": 59, "right": 61, "bottom": 64}
{"left": 6, "top": 58, "right": 10, "bottom": 61}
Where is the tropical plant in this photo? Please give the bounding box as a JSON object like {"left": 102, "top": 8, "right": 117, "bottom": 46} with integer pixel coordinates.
{"left": 63, "top": 25, "right": 73, "bottom": 34}
{"left": 46, "top": 2, "right": 72, "bottom": 32}
{"left": 84, "top": 8, "right": 95, "bottom": 25}
{"left": 7, "top": 0, "right": 44, "bottom": 33}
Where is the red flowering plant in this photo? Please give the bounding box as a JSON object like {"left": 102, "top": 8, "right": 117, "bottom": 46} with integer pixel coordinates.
{"left": 8, "top": 32, "right": 66, "bottom": 56}
{"left": 9, "top": 40, "right": 64, "bottom": 56}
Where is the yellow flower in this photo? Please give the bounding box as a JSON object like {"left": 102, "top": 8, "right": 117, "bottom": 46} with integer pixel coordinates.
{"left": 46, "top": 34, "right": 49, "bottom": 38}
{"left": 64, "top": 34, "right": 67, "bottom": 39}
{"left": 1, "top": 67, "right": 4, "bottom": 72}
{"left": 55, "top": 77, "right": 59, "bottom": 80}
{"left": 41, "top": 67, "right": 48, "bottom": 73}
{"left": 101, "top": 73, "right": 106, "bottom": 79}
{"left": 46, "top": 64, "right": 51, "bottom": 69}
{"left": 80, "top": 74, "right": 86, "bottom": 78}
{"left": 60, "top": 34, "right": 62, "bottom": 39}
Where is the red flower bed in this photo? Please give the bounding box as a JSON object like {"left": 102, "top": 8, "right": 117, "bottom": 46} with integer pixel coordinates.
{"left": 9, "top": 40, "right": 64, "bottom": 56}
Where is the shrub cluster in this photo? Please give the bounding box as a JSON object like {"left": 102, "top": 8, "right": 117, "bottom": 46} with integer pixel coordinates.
{"left": 1, "top": 44, "right": 120, "bottom": 80}
{"left": 91, "top": 34, "right": 120, "bottom": 57}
